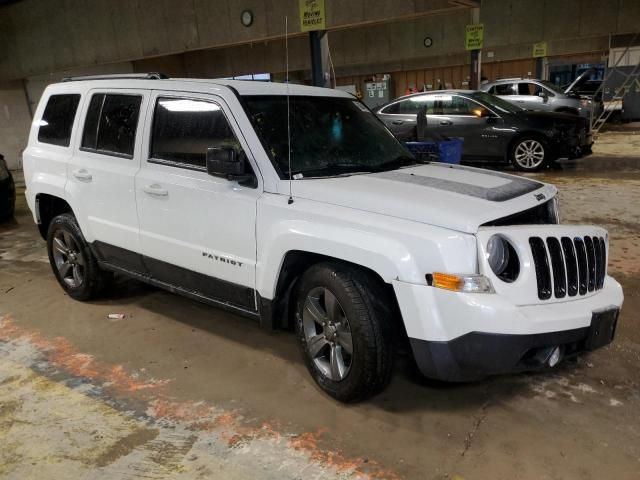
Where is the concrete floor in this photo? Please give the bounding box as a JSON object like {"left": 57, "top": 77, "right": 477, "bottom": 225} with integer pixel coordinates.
{"left": 1, "top": 131, "right": 639, "bottom": 479}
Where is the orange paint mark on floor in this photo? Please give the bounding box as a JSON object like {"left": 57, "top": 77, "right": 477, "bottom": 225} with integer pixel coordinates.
{"left": 0, "top": 314, "right": 400, "bottom": 479}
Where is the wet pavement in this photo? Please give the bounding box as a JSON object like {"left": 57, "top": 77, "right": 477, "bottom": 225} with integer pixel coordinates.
{"left": 1, "top": 131, "right": 639, "bottom": 479}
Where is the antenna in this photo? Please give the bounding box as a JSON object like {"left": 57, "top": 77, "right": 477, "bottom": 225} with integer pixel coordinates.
{"left": 285, "top": 16, "right": 294, "bottom": 205}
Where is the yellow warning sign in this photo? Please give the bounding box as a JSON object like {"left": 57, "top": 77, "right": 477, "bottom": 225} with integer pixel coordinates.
{"left": 465, "top": 24, "right": 484, "bottom": 50}
{"left": 533, "top": 41, "right": 547, "bottom": 58}
{"left": 299, "top": 0, "right": 325, "bottom": 32}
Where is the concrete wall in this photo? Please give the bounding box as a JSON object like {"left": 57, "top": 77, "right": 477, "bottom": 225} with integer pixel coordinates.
{"left": 0, "top": 0, "right": 469, "bottom": 81}
{"left": 0, "top": 81, "right": 31, "bottom": 170}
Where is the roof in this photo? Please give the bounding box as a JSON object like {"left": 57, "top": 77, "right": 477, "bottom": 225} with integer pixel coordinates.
{"left": 51, "top": 76, "right": 354, "bottom": 98}
{"left": 390, "top": 89, "right": 480, "bottom": 102}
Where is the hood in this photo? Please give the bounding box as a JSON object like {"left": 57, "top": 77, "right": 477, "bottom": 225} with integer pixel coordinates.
{"left": 290, "top": 164, "right": 557, "bottom": 233}
{"left": 564, "top": 68, "right": 595, "bottom": 94}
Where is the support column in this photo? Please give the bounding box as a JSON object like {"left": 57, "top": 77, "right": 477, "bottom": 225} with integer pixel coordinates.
{"left": 309, "top": 30, "right": 330, "bottom": 88}
{"left": 468, "top": 7, "right": 481, "bottom": 90}
{"left": 470, "top": 50, "right": 481, "bottom": 89}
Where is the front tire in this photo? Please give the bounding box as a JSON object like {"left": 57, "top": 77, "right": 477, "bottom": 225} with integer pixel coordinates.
{"left": 510, "top": 136, "right": 548, "bottom": 171}
{"left": 295, "top": 262, "right": 394, "bottom": 402}
{"left": 46, "top": 213, "right": 111, "bottom": 301}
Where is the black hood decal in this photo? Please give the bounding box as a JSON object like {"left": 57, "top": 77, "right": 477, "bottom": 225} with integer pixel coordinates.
{"left": 372, "top": 166, "right": 543, "bottom": 202}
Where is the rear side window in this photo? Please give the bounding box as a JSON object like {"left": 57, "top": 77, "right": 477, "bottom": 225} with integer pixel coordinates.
{"left": 380, "top": 102, "right": 399, "bottom": 114}
{"left": 393, "top": 96, "right": 435, "bottom": 115}
{"left": 493, "top": 83, "right": 516, "bottom": 95}
{"left": 81, "top": 93, "right": 142, "bottom": 157}
{"left": 150, "top": 97, "right": 241, "bottom": 169}
{"left": 38, "top": 94, "right": 81, "bottom": 146}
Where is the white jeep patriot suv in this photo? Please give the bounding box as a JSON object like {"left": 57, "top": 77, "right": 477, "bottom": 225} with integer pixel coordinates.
{"left": 23, "top": 73, "right": 623, "bottom": 402}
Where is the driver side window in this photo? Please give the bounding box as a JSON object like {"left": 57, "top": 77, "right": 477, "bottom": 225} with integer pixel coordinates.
{"left": 150, "top": 97, "right": 242, "bottom": 170}
{"left": 440, "top": 96, "right": 478, "bottom": 115}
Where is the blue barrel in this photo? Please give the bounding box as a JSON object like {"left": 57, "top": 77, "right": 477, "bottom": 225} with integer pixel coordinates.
{"left": 405, "top": 138, "right": 463, "bottom": 164}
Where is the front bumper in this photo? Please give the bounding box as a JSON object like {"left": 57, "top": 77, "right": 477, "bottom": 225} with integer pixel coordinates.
{"left": 393, "top": 276, "right": 624, "bottom": 381}
{"left": 550, "top": 132, "right": 593, "bottom": 159}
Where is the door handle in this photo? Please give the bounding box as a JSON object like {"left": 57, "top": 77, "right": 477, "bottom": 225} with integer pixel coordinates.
{"left": 440, "top": 120, "right": 453, "bottom": 125}
{"left": 391, "top": 120, "right": 404, "bottom": 125}
{"left": 143, "top": 184, "right": 168, "bottom": 196}
{"left": 516, "top": 100, "right": 525, "bottom": 103}
{"left": 72, "top": 169, "right": 92, "bottom": 181}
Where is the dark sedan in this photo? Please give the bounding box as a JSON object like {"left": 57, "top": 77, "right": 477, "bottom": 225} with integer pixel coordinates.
{"left": 0, "top": 154, "right": 15, "bottom": 221}
{"left": 375, "top": 90, "right": 592, "bottom": 171}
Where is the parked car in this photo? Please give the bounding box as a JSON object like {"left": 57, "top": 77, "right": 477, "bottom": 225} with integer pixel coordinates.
{"left": 23, "top": 75, "right": 623, "bottom": 402}
{"left": 481, "top": 72, "right": 600, "bottom": 117}
{"left": 0, "top": 153, "right": 16, "bottom": 221}
{"left": 375, "top": 90, "right": 592, "bottom": 171}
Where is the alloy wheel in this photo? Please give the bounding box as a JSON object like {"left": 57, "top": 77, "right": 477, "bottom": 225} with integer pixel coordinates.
{"left": 302, "top": 287, "right": 354, "bottom": 381}
{"left": 52, "top": 230, "right": 85, "bottom": 288}
{"left": 514, "top": 139, "right": 545, "bottom": 169}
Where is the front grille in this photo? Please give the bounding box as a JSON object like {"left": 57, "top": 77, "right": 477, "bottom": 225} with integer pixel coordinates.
{"left": 529, "top": 236, "right": 607, "bottom": 300}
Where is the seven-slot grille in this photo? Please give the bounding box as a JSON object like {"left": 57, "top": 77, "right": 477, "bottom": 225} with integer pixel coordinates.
{"left": 529, "top": 236, "right": 607, "bottom": 300}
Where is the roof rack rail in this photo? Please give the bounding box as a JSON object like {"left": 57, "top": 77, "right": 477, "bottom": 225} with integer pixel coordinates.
{"left": 62, "top": 72, "right": 169, "bottom": 82}
{"left": 496, "top": 77, "right": 523, "bottom": 81}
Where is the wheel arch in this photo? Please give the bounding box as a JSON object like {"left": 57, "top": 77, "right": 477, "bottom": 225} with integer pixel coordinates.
{"left": 35, "top": 193, "right": 75, "bottom": 239}
{"left": 554, "top": 107, "right": 579, "bottom": 116}
{"left": 261, "top": 250, "right": 404, "bottom": 336}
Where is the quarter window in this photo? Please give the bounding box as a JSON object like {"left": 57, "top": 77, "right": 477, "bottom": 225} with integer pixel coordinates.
{"left": 81, "top": 93, "right": 142, "bottom": 157}
{"left": 150, "top": 97, "right": 241, "bottom": 169}
{"left": 38, "top": 94, "right": 81, "bottom": 147}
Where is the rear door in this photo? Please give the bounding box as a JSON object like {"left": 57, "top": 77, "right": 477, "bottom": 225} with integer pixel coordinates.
{"left": 66, "top": 89, "right": 149, "bottom": 272}
{"left": 377, "top": 95, "right": 431, "bottom": 141}
{"left": 134, "top": 92, "right": 260, "bottom": 313}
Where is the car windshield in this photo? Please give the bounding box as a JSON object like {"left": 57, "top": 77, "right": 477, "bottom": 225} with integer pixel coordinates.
{"left": 538, "top": 80, "right": 564, "bottom": 94}
{"left": 471, "top": 91, "right": 524, "bottom": 114}
{"left": 242, "top": 95, "right": 415, "bottom": 178}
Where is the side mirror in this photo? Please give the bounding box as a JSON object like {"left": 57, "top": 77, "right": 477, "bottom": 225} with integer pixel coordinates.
{"left": 206, "top": 147, "right": 243, "bottom": 177}
{"left": 206, "top": 147, "right": 256, "bottom": 187}
{"left": 472, "top": 107, "right": 492, "bottom": 118}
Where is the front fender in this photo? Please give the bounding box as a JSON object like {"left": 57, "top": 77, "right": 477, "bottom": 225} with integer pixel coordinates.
{"left": 256, "top": 195, "right": 478, "bottom": 299}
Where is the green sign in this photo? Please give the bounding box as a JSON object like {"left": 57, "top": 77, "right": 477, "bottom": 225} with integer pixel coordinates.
{"left": 533, "top": 41, "right": 547, "bottom": 58}
{"left": 465, "top": 23, "right": 484, "bottom": 50}
{"left": 299, "top": 0, "right": 325, "bottom": 32}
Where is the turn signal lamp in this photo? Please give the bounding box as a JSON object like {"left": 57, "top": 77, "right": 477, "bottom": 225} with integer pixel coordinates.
{"left": 428, "top": 273, "right": 494, "bottom": 294}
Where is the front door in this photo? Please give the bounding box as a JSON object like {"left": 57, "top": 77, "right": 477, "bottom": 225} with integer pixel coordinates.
{"left": 427, "top": 94, "right": 504, "bottom": 158}
{"left": 513, "top": 82, "right": 550, "bottom": 111}
{"left": 135, "top": 92, "right": 261, "bottom": 313}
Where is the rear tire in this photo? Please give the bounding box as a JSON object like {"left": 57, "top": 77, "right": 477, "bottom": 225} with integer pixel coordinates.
{"left": 510, "top": 136, "right": 548, "bottom": 171}
{"left": 46, "top": 213, "right": 112, "bottom": 301}
{"left": 295, "top": 262, "right": 394, "bottom": 402}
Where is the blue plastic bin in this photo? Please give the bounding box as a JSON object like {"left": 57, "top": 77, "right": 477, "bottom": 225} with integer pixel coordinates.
{"left": 405, "top": 138, "right": 463, "bottom": 164}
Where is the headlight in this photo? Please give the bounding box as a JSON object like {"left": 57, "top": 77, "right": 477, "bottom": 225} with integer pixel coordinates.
{"left": 486, "top": 235, "right": 520, "bottom": 282}
{"left": 580, "top": 99, "right": 592, "bottom": 108}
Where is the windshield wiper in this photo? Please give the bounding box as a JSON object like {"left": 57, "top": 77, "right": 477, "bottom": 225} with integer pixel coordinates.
{"left": 291, "top": 163, "right": 378, "bottom": 177}
{"left": 374, "top": 155, "right": 420, "bottom": 172}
